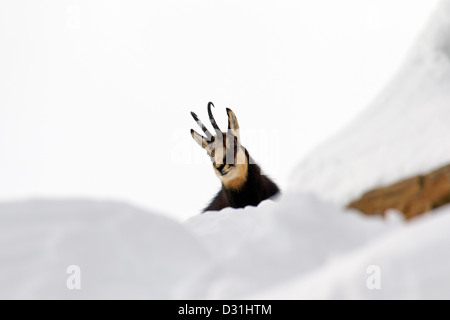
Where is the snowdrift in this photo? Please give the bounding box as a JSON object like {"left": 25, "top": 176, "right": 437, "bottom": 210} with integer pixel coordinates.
{"left": 254, "top": 204, "right": 450, "bottom": 299}
{"left": 0, "top": 197, "right": 449, "bottom": 299}
{"left": 0, "top": 200, "right": 209, "bottom": 299}
{"left": 181, "top": 194, "right": 400, "bottom": 299}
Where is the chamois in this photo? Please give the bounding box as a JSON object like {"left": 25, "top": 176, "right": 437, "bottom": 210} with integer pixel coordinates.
{"left": 190, "top": 102, "right": 280, "bottom": 212}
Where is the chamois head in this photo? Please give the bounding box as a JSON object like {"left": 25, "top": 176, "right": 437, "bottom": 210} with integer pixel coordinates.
{"left": 190, "top": 102, "right": 248, "bottom": 190}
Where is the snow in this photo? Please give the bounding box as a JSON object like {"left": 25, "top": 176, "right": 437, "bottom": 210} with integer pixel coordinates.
{"left": 1, "top": 196, "right": 449, "bottom": 299}
{"left": 289, "top": 0, "right": 450, "bottom": 205}
{"left": 179, "top": 194, "right": 401, "bottom": 299}
{"left": 0, "top": 1, "right": 450, "bottom": 300}
{"left": 0, "top": 200, "right": 209, "bottom": 299}
{"left": 254, "top": 204, "right": 450, "bottom": 300}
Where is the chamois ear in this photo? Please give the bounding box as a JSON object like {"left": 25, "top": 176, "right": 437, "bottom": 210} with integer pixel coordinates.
{"left": 226, "top": 108, "right": 240, "bottom": 144}
{"left": 191, "top": 129, "right": 209, "bottom": 149}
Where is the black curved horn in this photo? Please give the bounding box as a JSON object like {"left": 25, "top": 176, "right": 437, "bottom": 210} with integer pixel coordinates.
{"left": 191, "top": 111, "right": 213, "bottom": 140}
{"left": 208, "top": 102, "right": 221, "bottom": 132}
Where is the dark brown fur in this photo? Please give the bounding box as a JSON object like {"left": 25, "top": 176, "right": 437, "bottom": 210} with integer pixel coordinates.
{"left": 203, "top": 151, "right": 280, "bottom": 212}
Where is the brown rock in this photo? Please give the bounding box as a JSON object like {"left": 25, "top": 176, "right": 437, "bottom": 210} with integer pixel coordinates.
{"left": 348, "top": 164, "right": 450, "bottom": 220}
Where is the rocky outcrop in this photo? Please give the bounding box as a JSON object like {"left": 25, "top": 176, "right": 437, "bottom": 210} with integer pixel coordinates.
{"left": 348, "top": 164, "right": 450, "bottom": 220}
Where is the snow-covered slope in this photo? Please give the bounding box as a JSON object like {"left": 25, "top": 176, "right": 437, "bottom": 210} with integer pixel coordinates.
{"left": 0, "top": 200, "right": 209, "bottom": 299}
{"left": 290, "top": 0, "right": 450, "bottom": 205}
{"left": 254, "top": 204, "right": 450, "bottom": 300}
{"left": 180, "top": 194, "right": 400, "bottom": 299}
{"left": 0, "top": 196, "right": 400, "bottom": 299}
{"left": 0, "top": 196, "right": 449, "bottom": 299}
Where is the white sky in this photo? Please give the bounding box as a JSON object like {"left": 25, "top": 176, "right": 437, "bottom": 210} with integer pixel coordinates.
{"left": 0, "top": 0, "right": 440, "bottom": 220}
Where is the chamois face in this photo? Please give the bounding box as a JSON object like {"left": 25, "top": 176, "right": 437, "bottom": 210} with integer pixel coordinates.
{"left": 190, "top": 103, "right": 248, "bottom": 189}
{"left": 206, "top": 132, "right": 247, "bottom": 184}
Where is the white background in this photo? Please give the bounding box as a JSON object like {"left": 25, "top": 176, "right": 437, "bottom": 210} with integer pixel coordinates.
{"left": 0, "top": 0, "right": 440, "bottom": 220}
